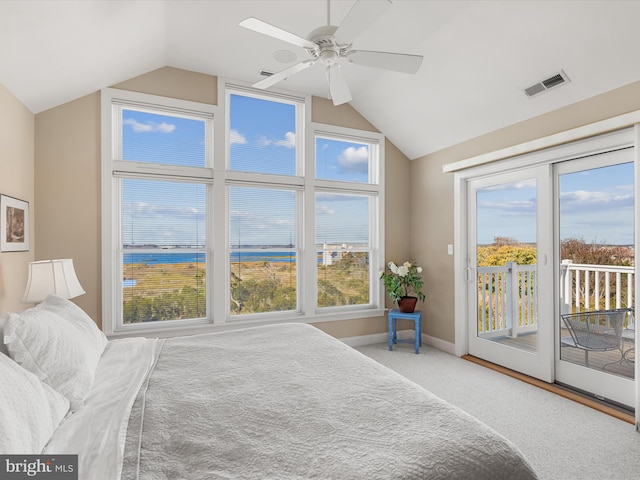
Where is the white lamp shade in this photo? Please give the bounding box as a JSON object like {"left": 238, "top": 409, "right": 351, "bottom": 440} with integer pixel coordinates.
{"left": 22, "top": 259, "right": 86, "bottom": 303}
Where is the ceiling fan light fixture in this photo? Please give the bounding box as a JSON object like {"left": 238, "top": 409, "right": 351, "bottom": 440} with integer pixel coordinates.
{"left": 319, "top": 49, "right": 339, "bottom": 66}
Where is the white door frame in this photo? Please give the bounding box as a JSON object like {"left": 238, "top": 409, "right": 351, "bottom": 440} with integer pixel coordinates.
{"left": 466, "top": 165, "right": 554, "bottom": 382}
{"left": 452, "top": 124, "right": 639, "bottom": 427}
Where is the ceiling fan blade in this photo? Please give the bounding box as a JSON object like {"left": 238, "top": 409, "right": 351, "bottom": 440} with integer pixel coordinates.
{"left": 334, "top": 0, "right": 392, "bottom": 45}
{"left": 327, "top": 65, "right": 352, "bottom": 106}
{"left": 240, "top": 17, "right": 316, "bottom": 50}
{"left": 252, "top": 59, "right": 316, "bottom": 90}
{"left": 347, "top": 50, "right": 423, "bottom": 74}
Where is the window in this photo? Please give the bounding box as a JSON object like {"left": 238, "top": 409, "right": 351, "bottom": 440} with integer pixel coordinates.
{"left": 313, "top": 132, "right": 380, "bottom": 311}
{"left": 229, "top": 185, "right": 298, "bottom": 315}
{"left": 315, "top": 136, "right": 372, "bottom": 183}
{"left": 102, "top": 85, "right": 384, "bottom": 336}
{"left": 121, "top": 178, "right": 207, "bottom": 324}
{"left": 102, "top": 91, "right": 214, "bottom": 334}
{"left": 316, "top": 192, "right": 371, "bottom": 308}
{"left": 229, "top": 93, "right": 297, "bottom": 175}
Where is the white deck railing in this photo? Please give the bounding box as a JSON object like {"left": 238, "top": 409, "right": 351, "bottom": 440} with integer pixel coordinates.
{"left": 477, "top": 261, "right": 634, "bottom": 338}
{"left": 559, "top": 260, "right": 634, "bottom": 315}
{"left": 477, "top": 262, "right": 537, "bottom": 338}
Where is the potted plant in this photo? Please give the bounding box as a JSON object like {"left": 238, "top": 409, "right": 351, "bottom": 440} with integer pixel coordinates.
{"left": 380, "top": 261, "right": 425, "bottom": 313}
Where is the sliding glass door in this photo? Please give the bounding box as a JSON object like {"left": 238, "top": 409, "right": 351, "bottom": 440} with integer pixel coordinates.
{"left": 555, "top": 149, "right": 635, "bottom": 408}
{"left": 456, "top": 127, "right": 638, "bottom": 422}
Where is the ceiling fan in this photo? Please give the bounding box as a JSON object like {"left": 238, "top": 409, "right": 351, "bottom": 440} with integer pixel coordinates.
{"left": 239, "top": 0, "right": 423, "bottom": 106}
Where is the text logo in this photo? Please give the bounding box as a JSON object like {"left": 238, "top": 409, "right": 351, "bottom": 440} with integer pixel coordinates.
{"left": 0, "top": 455, "right": 77, "bottom": 480}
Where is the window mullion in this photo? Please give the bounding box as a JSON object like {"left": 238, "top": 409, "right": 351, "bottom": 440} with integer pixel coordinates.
{"left": 302, "top": 186, "right": 316, "bottom": 315}
{"left": 212, "top": 179, "right": 227, "bottom": 324}
{"left": 303, "top": 122, "right": 317, "bottom": 315}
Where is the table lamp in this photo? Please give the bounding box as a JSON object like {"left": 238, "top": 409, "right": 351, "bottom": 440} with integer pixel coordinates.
{"left": 22, "top": 259, "right": 85, "bottom": 303}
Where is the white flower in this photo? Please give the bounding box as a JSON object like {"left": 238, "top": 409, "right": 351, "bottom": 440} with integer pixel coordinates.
{"left": 403, "top": 261, "right": 411, "bottom": 268}
{"left": 389, "top": 262, "right": 398, "bottom": 274}
{"left": 417, "top": 266, "right": 422, "bottom": 273}
{"left": 397, "top": 265, "right": 409, "bottom": 277}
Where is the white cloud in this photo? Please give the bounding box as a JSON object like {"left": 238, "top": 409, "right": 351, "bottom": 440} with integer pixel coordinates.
{"left": 338, "top": 146, "right": 368, "bottom": 174}
{"left": 259, "top": 131, "right": 296, "bottom": 148}
{"left": 274, "top": 131, "right": 296, "bottom": 148}
{"left": 479, "top": 199, "right": 536, "bottom": 216}
{"left": 560, "top": 190, "right": 634, "bottom": 212}
{"left": 156, "top": 122, "right": 175, "bottom": 133}
{"left": 230, "top": 129, "right": 247, "bottom": 145}
{"left": 483, "top": 179, "right": 536, "bottom": 191}
{"left": 229, "top": 209, "right": 295, "bottom": 245}
{"left": 128, "top": 202, "right": 202, "bottom": 218}
{"left": 123, "top": 118, "right": 176, "bottom": 133}
{"left": 315, "top": 203, "right": 335, "bottom": 215}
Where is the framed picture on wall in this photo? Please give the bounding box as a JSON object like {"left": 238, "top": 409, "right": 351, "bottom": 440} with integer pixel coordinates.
{"left": 1, "top": 194, "right": 30, "bottom": 252}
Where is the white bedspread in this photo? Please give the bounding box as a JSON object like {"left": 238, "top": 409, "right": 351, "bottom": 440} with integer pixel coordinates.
{"left": 119, "top": 323, "right": 538, "bottom": 479}
{"left": 44, "top": 337, "right": 161, "bottom": 480}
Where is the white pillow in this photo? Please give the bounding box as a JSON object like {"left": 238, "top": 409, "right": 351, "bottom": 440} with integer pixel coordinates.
{"left": 36, "top": 294, "right": 108, "bottom": 353}
{"left": 4, "top": 295, "right": 107, "bottom": 411}
{"left": 0, "top": 351, "right": 70, "bottom": 453}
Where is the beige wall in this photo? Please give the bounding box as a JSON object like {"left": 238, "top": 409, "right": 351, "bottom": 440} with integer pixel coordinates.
{"left": 0, "top": 83, "right": 34, "bottom": 314}
{"left": 114, "top": 66, "right": 217, "bottom": 105}
{"left": 33, "top": 67, "right": 412, "bottom": 336}
{"left": 34, "top": 92, "right": 101, "bottom": 321}
{"left": 412, "top": 79, "right": 640, "bottom": 344}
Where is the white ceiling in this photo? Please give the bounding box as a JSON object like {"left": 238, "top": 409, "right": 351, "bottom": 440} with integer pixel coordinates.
{"left": 2, "top": 0, "right": 640, "bottom": 160}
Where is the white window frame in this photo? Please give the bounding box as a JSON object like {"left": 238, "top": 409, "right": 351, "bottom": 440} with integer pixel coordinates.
{"left": 101, "top": 82, "right": 385, "bottom": 338}
{"left": 101, "top": 88, "right": 217, "bottom": 337}
{"left": 307, "top": 123, "right": 384, "bottom": 316}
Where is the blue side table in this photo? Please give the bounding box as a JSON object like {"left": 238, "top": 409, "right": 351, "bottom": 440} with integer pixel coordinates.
{"left": 388, "top": 309, "right": 422, "bottom": 354}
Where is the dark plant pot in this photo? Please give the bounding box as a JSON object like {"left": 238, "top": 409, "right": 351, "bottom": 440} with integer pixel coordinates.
{"left": 398, "top": 296, "right": 418, "bottom": 313}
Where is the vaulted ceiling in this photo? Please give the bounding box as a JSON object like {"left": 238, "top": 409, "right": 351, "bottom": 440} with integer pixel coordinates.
{"left": 2, "top": 0, "right": 639, "bottom": 160}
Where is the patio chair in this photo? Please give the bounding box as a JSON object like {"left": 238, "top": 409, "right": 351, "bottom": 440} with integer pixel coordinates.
{"left": 622, "top": 314, "right": 635, "bottom": 364}
{"left": 561, "top": 308, "right": 632, "bottom": 369}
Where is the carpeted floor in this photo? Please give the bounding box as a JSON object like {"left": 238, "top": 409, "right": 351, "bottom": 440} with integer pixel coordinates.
{"left": 356, "top": 342, "right": 640, "bottom": 480}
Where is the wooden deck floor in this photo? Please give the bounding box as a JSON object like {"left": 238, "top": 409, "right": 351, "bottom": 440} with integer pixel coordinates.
{"left": 487, "top": 329, "right": 635, "bottom": 379}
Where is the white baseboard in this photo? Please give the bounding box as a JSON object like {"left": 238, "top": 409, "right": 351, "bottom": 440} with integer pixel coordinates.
{"left": 423, "top": 334, "right": 455, "bottom": 355}
{"left": 341, "top": 330, "right": 455, "bottom": 355}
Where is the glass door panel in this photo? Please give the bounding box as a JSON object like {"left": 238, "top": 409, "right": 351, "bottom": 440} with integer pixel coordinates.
{"left": 476, "top": 181, "right": 538, "bottom": 352}
{"left": 468, "top": 166, "right": 553, "bottom": 381}
{"left": 555, "top": 149, "right": 634, "bottom": 408}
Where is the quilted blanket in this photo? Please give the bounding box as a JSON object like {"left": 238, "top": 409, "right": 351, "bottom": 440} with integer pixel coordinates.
{"left": 121, "top": 323, "right": 538, "bottom": 479}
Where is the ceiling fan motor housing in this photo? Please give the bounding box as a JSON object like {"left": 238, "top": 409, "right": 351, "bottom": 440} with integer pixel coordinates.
{"left": 305, "top": 25, "right": 350, "bottom": 66}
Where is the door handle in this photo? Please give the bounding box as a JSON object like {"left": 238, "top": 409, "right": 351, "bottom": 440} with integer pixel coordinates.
{"left": 466, "top": 267, "right": 474, "bottom": 283}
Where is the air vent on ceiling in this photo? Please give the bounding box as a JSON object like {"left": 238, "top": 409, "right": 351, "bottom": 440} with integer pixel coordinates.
{"left": 524, "top": 70, "right": 570, "bottom": 97}
{"left": 259, "top": 69, "right": 275, "bottom": 77}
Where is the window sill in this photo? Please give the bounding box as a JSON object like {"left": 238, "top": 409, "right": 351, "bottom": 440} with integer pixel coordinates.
{"left": 105, "top": 307, "right": 386, "bottom": 340}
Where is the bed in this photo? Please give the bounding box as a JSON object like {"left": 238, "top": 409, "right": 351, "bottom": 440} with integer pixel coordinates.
{"left": 1, "top": 295, "right": 538, "bottom": 479}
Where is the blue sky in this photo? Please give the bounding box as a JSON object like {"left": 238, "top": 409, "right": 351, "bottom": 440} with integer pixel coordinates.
{"left": 559, "top": 163, "right": 634, "bottom": 245}
{"left": 476, "top": 162, "right": 634, "bottom": 245}
{"left": 122, "top": 104, "right": 634, "bottom": 249}
{"left": 121, "top": 96, "right": 371, "bottom": 247}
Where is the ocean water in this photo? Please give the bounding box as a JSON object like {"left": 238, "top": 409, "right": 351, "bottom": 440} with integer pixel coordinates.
{"left": 123, "top": 251, "right": 296, "bottom": 264}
